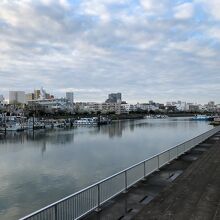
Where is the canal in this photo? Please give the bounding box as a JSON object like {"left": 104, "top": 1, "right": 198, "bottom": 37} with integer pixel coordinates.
{"left": 0, "top": 117, "right": 213, "bottom": 220}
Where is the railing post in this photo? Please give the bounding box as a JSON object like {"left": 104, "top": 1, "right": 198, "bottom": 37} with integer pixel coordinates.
{"left": 157, "top": 155, "right": 160, "bottom": 170}
{"left": 54, "top": 204, "right": 57, "bottom": 220}
{"left": 124, "top": 171, "right": 128, "bottom": 193}
{"left": 96, "top": 184, "right": 101, "bottom": 212}
{"left": 144, "top": 161, "right": 146, "bottom": 177}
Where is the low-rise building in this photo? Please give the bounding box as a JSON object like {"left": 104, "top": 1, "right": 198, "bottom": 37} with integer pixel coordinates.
{"left": 28, "top": 98, "right": 73, "bottom": 112}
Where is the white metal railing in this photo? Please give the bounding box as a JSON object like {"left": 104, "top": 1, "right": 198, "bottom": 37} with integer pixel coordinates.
{"left": 20, "top": 126, "right": 220, "bottom": 220}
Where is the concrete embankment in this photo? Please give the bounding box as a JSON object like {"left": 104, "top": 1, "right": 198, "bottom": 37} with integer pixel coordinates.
{"left": 84, "top": 132, "right": 220, "bottom": 220}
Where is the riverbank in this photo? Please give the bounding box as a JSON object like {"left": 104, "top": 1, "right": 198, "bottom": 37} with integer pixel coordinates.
{"left": 37, "top": 112, "right": 196, "bottom": 121}
{"left": 210, "top": 121, "right": 220, "bottom": 126}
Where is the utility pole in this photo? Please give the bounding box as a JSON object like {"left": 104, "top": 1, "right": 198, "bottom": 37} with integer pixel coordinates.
{"left": 4, "top": 113, "right": 6, "bottom": 136}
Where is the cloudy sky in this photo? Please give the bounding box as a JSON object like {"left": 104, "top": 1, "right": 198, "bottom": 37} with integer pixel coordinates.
{"left": 0, "top": 0, "right": 220, "bottom": 103}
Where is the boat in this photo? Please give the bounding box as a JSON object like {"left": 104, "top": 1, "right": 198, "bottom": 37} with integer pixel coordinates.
{"left": 210, "top": 117, "right": 220, "bottom": 126}
{"left": 4, "top": 123, "right": 24, "bottom": 131}
{"left": 74, "top": 117, "right": 98, "bottom": 125}
{"left": 26, "top": 118, "right": 45, "bottom": 130}
{"left": 192, "top": 115, "right": 213, "bottom": 121}
{"left": 0, "top": 115, "right": 25, "bottom": 131}
{"left": 73, "top": 116, "right": 111, "bottom": 126}
{"left": 98, "top": 116, "right": 111, "bottom": 125}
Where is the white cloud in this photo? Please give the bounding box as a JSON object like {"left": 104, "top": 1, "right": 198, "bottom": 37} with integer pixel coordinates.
{"left": 0, "top": 0, "right": 220, "bottom": 103}
{"left": 197, "top": 0, "right": 220, "bottom": 20}
{"left": 166, "top": 40, "right": 216, "bottom": 58}
{"left": 207, "top": 27, "right": 220, "bottom": 41}
{"left": 59, "top": 0, "right": 70, "bottom": 9}
{"left": 79, "top": 0, "right": 127, "bottom": 22}
{"left": 139, "top": 0, "right": 153, "bottom": 11}
{"left": 139, "top": 0, "right": 167, "bottom": 15}
{"left": 174, "top": 3, "right": 194, "bottom": 20}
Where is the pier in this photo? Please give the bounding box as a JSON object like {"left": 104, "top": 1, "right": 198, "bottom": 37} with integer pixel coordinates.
{"left": 19, "top": 126, "right": 220, "bottom": 220}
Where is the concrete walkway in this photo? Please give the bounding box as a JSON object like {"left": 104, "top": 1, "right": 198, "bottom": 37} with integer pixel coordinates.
{"left": 134, "top": 133, "right": 220, "bottom": 220}
{"left": 83, "top": 132, "right": 220, "bottom": 220}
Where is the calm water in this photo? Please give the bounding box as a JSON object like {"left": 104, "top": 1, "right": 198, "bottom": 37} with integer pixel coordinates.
{"left": 0, "top": 117, "right": 213, "bottom": 220}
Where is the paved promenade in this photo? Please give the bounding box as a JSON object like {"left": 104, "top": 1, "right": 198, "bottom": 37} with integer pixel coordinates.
{"left": 84, "top": 132, "right": 220, "bottom": 220}
{"left": 134, "top": 133, "right": 220, "bottom": 220}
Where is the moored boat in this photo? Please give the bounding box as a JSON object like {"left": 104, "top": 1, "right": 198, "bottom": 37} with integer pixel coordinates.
{"left": 74, "top": 117, "right": 98, "bottom": 125}
{"left": 4, "top": 123, "right": 24, "bottom": 131}
{"left": 192, "top": 115, "right": 214, "bottom": 121}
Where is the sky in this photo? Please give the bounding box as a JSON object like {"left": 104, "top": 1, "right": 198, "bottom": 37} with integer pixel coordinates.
{"left": 0, "top": 0, "right": 220, "bottom": 104}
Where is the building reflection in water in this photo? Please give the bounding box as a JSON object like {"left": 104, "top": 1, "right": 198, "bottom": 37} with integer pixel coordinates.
{"left": 0, "top": 129, "right": 75, "bottom": 154}
{"left": 0, "top": 118, "right": 205, "bottom": 153}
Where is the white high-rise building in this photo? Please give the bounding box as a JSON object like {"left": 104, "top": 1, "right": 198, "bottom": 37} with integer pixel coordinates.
{"left": 9, "top": 91, "right": 26, "bottom": 104}
{"left": 66, "top": 92, "right": 74, "bottom": 104}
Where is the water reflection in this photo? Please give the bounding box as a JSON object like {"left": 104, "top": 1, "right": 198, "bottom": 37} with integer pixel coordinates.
{"left": 0, "top": 118, "right": 203, "bottom": 144}
{"left": 0, "top": 118, "right": 213, "bottom": 220}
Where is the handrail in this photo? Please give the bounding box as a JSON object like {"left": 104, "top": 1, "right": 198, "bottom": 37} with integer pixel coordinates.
{"left": 19, "top": 126, "right": 220, "bottom": 220}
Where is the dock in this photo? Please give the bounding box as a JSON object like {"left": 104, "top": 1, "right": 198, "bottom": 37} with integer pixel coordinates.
{"left": 83, "top": 132, "right": 220, "bottom": 220}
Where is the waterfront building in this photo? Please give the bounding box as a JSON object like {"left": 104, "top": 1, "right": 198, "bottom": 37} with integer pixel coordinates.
{"left": 198, "top": 104, "right": 207, "bottom": 112}
{"left": 136, "top": 103, "right": 160, "bottom": 111}
{"left": 74, "top": 102, "right": 125, "bottom": 114}
{"left": 208, "top": 101, "right": 215, "bottom": 107}
{"left": 26, "top": 93, "right": 35, "bottom": 101}
{"left": 28, "top": 98, "right": 73, "bottom": 111}
{"left": 188, "top": 104, "right": 200, "bottom": 112}
{"left": 121, "top": 104, "right": 137, "bottom": 113}
{"left": 33, "top": 88, "right": 53, "bottom": 100}
{"left": 149, "top": 100, "right": 155, "bottom": 105}
{"left": 66, "top": 92, "right": 74, "bottom": 105}
{"left": 206, "top": 101, "right": 216, "bottom": 112}
{"left": 105, "top": 93, "right": 122, "bottom": 103}
{"left": 166, "top": 101, "right": 191, "bottom": 112}
{"left": 9, "top": 91, "right": 26, "bottom": 104}
{"left": 45, "top": 93, "right": 52, "bottom": 99}
{"left": 136, "top": 103, "right": 150, "bottom": 111}
{"left": 175, "top": 101, "right": 187, "bottom": 111}
{"left": 34, "top": 90, "right": 41, "bottom": 100}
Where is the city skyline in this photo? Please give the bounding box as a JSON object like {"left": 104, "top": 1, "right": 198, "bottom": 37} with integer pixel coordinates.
{"left": 0, "top": 88, "right": 219, "bottom": 106}
{"left": 0, "top": 0, "right": 220, "bottom": 103}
